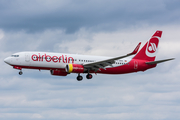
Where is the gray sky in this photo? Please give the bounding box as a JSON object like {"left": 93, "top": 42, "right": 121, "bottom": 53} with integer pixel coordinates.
{"left": 0, "top": 0, "right": 180, "bottom": 120}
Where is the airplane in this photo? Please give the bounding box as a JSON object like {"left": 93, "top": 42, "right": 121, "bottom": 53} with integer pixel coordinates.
{"left": 4, "top": 30, "right": 174, "bottom": 81}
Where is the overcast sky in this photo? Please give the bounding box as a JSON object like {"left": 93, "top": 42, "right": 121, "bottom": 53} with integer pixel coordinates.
{"left": 0, "top": 0, "right": 180, "bottom": 120}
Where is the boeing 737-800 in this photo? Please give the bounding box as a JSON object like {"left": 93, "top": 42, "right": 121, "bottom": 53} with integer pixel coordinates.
{"left": 4, "top": 31, "right": 174, "bottom": 81}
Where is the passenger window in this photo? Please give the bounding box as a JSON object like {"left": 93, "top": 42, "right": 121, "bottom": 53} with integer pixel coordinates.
{"left": 11, "top": 55, "right": 19, "bottom": 57}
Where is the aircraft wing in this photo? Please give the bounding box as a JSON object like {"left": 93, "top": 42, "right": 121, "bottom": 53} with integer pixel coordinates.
{"left": 83, "top": 42, "right": 141, "bottom": 72}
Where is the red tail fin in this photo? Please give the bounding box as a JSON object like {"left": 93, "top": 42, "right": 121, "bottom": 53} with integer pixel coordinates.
{"left": 133, "top": 30, "right": 162, "bottom": 61}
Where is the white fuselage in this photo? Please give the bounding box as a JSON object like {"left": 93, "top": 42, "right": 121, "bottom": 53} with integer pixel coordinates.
{"left": 4, "top": 52, "right": 132, "bottom": 70}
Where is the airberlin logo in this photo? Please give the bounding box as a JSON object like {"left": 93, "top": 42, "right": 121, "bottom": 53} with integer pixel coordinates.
{"left": 31, "top": 53, "right": 74, "bottom": 63}
{"left": 146, "top": 37, "right": 159, "bottom": 57}
{"left": 148, "top": 43, "right": 157, "bottom": 53}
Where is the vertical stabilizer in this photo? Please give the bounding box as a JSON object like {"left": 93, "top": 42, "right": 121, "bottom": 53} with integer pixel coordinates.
{"left": 133, "top": 31, "right": 162, "bottom": 61}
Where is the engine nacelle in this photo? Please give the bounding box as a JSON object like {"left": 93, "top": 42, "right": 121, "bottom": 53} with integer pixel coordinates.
{"left": 66, "top": 64, "right": 84, "bottom": 73}
{"left": 50, "top": 70, "right": 68, "bottom": 76}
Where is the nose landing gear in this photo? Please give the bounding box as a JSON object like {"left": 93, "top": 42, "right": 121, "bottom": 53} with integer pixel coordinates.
{"left": 19, "top": 70, "right": 23, "bottom": 75}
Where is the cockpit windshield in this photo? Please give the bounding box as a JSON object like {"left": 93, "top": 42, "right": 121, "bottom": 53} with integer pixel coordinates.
{"left": 11, "top": 55, "right": 19, "bottom": 57}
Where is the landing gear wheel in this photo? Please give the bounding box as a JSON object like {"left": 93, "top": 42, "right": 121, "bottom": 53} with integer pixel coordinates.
{"left": 86, "top": 74, "right": 93, "bottom": 79}
{"left": 77, "top": 75, "right": 83, "bottom": 81}
{"left": 19, "top": 71, "right": 23, "bottom": 75}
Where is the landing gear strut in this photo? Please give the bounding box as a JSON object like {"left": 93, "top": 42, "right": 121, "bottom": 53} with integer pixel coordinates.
{"left": 19, "top": 70, "right": 23, "bottom": 75}
{"left": 77, "top": 74, "right": 83, "bottom": 81}
{"left": 86, "top": 74, "right": 93, "bottom": 79}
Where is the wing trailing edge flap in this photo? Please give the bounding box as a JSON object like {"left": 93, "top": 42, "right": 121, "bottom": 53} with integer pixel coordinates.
{"left": 84, "top": 42, "right": 141, "bottom": 71}
{"left": 146, "top": 58, "right": 175, "bottom": 65}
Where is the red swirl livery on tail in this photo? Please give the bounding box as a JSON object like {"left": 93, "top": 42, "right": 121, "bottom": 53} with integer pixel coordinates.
{"left": 133, "top": 31, "right": 162, "bottom": 61}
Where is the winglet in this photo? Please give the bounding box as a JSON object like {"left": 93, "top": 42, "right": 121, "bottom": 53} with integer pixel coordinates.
{"left": 127, "top": 42, "right": 141, "bottom": 55}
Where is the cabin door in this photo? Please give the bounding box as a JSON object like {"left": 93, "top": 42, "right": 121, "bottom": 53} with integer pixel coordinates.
{"left": 25, "top": 53, "right": 30, "bottom": 62}
{"left": 134, "top": 61, "right": 138, "bottom": 69}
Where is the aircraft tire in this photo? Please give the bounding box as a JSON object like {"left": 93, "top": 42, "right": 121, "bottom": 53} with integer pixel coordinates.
{"left": 77, "top": 75, "right": 83, "bottom": 81}
{"left": 86, "top": 74, "right": 93, "bottom": 79}
{"left": 19, "top": 71, "right": 23, "bottom": 75}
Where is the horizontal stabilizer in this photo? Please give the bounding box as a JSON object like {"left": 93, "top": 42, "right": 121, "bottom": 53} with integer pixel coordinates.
{"left": 146, "top": 58, "right": 175, "bottom": 65}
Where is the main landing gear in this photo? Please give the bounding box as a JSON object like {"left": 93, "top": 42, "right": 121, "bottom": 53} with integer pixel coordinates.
{"left": 86, "top": 74, "right": 93, "bottom": 79}
{"left": 76, "top": 73, "right": 93, "bottom": 81}
{"left": 77, "top": 74, "right": 83, "bottom": 81}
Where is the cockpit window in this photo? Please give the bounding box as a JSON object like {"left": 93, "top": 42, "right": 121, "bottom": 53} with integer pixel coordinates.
{"left": 11, "top": 55, "right": 19, "bottom": 57}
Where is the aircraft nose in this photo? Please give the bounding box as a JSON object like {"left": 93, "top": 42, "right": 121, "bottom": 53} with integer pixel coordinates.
{"left": 4, "top": 57, "right": 11, "bottom": 64}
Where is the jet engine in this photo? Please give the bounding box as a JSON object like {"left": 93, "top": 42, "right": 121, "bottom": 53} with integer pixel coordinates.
{"left": 50, "top": 70, "right": 68, "bottom": 76}
{"left": 66, "top": 64, "right": 85, "bottom": 73}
